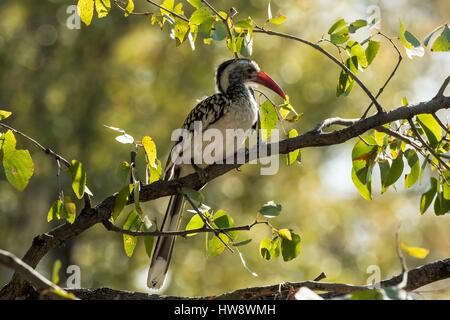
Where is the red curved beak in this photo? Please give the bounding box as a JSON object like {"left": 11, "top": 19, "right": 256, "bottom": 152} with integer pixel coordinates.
{"left": 254, "top": 71, "right": 286, "bottom": 100}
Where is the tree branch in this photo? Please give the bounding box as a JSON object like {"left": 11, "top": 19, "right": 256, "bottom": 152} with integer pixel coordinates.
{"left": 0, "top": 249, "right": 77, "bottom": 300}
{"left": 64, "top": 257, "right": 450, "bottom": 300}
{"left": 253, "top": 26, "right": 384, "bottom": 113}
{"left": 1, "top": 95, "right": 449, "bottom": 299}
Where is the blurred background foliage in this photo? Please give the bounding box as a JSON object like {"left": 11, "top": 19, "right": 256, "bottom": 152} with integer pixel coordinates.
{"left": 0, "top": 0, "right": 450, "bottom": 298}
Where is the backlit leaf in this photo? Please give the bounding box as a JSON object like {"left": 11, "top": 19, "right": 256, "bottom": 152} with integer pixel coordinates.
{"left": 0, "top": 110, "right": 12, "bottom": 120}
{"left": 113, "top": 184, "right": 134, "bottom": 220}
{"left": 122, "top": 209, "right": 142, "bottom": 257}
{"left": 365, "top": 40, "right": 380, "bottom": 65}
{"left": 400, "top": 242, "right": 429, "bottom": 259}
{"left": 404, "top": 149, "right": 420, "bottom": 188}
{"left": 287, "top": 129, "right": 300, "bottom": 165}
{"left": 124, "top": 0, "right": 134, "bottom": 17}
{"left": 420, "top": 177, "right": 437, "bottom": 214}
{"left": 3, "top": 149, "right": 34, "bottom": 191}
{"left": 185, "top": 213, "right": 205, "bottom": 236}
{"left": 431, "top": 24, "right": 450, "bottom": 52}
{"left": 281, "top": 231, "right": 301, "bottom": 261}
{"left": 69, "top": 160, "right": 86, "bottom": 199}
{"left": 77, "top": 0, "right": 94, "bottom": 26}
{"left": 259, "top": 100, "right": 278, "bottom": 140}
{"left": 416, "top": 114, "right": 442, "bottom": 148}
{"left": 95, "top": 0, "right": 111, "bottom": 18}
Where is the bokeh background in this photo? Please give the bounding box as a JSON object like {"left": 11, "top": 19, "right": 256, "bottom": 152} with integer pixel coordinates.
{"left": 1, "top": 0, "right": 450, "bottom": 299}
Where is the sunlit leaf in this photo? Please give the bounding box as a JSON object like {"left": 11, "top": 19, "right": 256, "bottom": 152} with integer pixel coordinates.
{"left": 69, "top": 160, "right": 86, "bottom": 199}
{"left": 287, "top": 129, "right": 300, "bottom": 165}
{"left": 384, "top": 152, "right": 404, "bottom": 189}
{"left": 51, "top": 260, "right": 62, "bottom": 285}
{"left": 113, "top": 184, "right": 134, "bottom": 220}
{"left": 328, "top": 19, "right": 349, "bottom": 45}
{"left": 206, "top": 233, "right": 228, "bottom": 256}
{"left": 0, "top": 110, "right": 12, "bottom": 120}
{"left": 124, "top": 0, "right": 134, "bottom": 17}
{"left": 77, "top": 0, "right": 95, "bottom": 26}
{"left": 401, "top": 96, "right": 409, "bottom": 106}
{"left": 281, "top": 231, "right": 301, "bottom": 261}
{"left": 416, "top": 114, "right": 442, "bottom": 148}
{"left": 259, "top": 201, "right": 282, "bottom": 218}
{"left": 278, "top": 228, "right": 292, "bottom": 241}
{"left": 185, "top": 213, "right": 205, "bottom": 236}
{"left": 400, "top": 242, "right": 429, "bottom": 259}
{"left": 3, "top": 149, "right": 34, "bottom": 191}
{"left": 187, "top": 0, "right": 201, "bottom": 9}
{"left": 431, "top": 24, "right": 450, "bottom": 52}
{"left": 115, "top": 133, "right": 134, "bottom": 144}
{"left": 404, "top": 149, "right": 420, "bottom": 188}
{"left": 346, "top": 40, "right": 368, "bottom": 68}
{"left": 47, "top": 199, "right": 64, "bottom": 222}
{"left": 149, "top": 159, "right": 163, "bottom": 183}
{"left": 351, "top": 137, "right": 378, "bottom": 200}
{"left": 64, "top": 196, "right": 77, "bottom": 224}
{"left": 95, "top": 0, "right": 111, "bottom": 18}
{"left": 348, "top": 19, "right": 367, "bottom": 33}
{"left": 399, "top": 21, "right": 424, "bottom": 59}
{"left": 0, "top": 130, "right": 16, "bottom": 161}
{"left": 420, "top": 177, "right": 437, "bottom": 214}
{"left": 268, "top": 14, "right": 287, "bottom": 25}
{"left": 365, "top": 40, "right": 380, "bottom": 66}
{"left": 122, "top": 209, "right": 142, "bottom": 257}
{"left": 259, "top": 100, "right": 278, "bottom": 140}
{"left": 189, "top": 6, "right": 213, "bottom": 26}
{"left": 143, "top": 216, "right": 156, "bottom": 259}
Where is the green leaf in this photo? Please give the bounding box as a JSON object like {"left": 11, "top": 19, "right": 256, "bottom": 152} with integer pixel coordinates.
{"left": 351, "top": 290, "right": 383, "bottom": 300}
{"left": 69, "top": 160, "right": 86, "bottom": 199}
{"left": 113, "top": 184, "right": 134, "bottom": 220}
{"left": 0, "top": 130, "right": 16, "bottom": 161}
{"left": 206, "top": 233, "right": 228, "bottom": 256}
{"left": 259, "top": 201, "right": 282, "bottom": 218}
{"left": 328, "top": 19, "right": 349, "bottom": 45}
{"left": 365, "top": 40, "right": 380, "bottom": 65}
{"left": 95, "top": 0, "right": 111, "bottom": 18}
{"left": 348, "top": 19, "right": 367, "bottom": 33}
{"left": 187, "top": 0, "right": 201, "bottom": 9}
{"left": 278, "top": 228, "right": 292, "bottom": 241}
{"left": 0, "top": 110, "right": 12, "bottom": 120}
{"left": 259, "top": 237, "right": 273, "bottom": 260}
{"left": 351, "top": 137, "right": 378, "bottom": 200}
{"left": 399, "top": 21, "right": 424, "bottom": 58}
{"left": 77, "top": 0, "right": 95, "bottom": 26}
{"left": 268, "top": 14, "right": 287, "bottom": 25}
{"left": 233, "top": 239, "right": 252, "bottom": 247}
{"left": 124, "top": 0, "right": 134, "bottom": 17}
{"left": 3, "top": 149, "right": 34, "bottom": 191}
{"left": 287, "top": 129, "right": 300, "bottom": 165}
{"left": 281, "top": 231, "right": 301, "bottom": 261}
{"left": 122, "top": 209, "right": 142, "bottom": 257}
{"left": 174, "top": 20, "right": 190, "bottom": 45}
{"left": 431, "top": 24, "right": 450, "bottom": 52}
{"left": 259, "top": 100, "right": 278, "bottom": 140}
{"left": 149, "top": 159, "right": 163, "bottom": 183}
{"left": 384, "top": 152, "right": 404, "bottom": 189}
{"left": 424, "top": 25, "right": 444, "bottom": 46}
{"left": 328, "top": 18, "right": 347, "bottom": 34}
{"left": 212, "top": 22, "right": 228, "bottom": 41}
{"left": 400, "top": 242, "right": 429, "bottom": 259}
{"left": 346, "top": 41, "right": 368, "bottom": 68}
{"left": 51, "top": 260, "right": 62, "bottom": 285}
{"left": 185, "top": 214, "right": 205, "bottom": 236}
{"left": 378, "top": 160, "right": 390, "bottom": 194}
{"left": 401, "top": 96, "right": 409, "bottom": 106}
{"left": 64, "top": 196, "right": 77, "bottom": 224}
{"left": 189, "top": 6, "right": 213, "bottom": 26}
{"left": 47, "top": 199, "right": 64, "bottom": 222}
{"left": 404, "top": 149, "right": 420, "bottom": 188}
{"left": 416, "top": 114, "right": 442, "bottom": 148}
{"left": 212, "top": 209, "right": 236, "bottom": 239}
{"left": 373, "top": 130, "right": 386, "bottom": 147}
{"left": 420, "top": 177, "right": 437, "bottom": 214}
{"left": 337, "top": 56, "right": 358, "bottom": 96}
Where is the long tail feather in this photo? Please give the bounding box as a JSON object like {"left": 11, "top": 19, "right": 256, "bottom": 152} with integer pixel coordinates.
{"left": 147, "top": 192, "right": 185, "bottom": 289}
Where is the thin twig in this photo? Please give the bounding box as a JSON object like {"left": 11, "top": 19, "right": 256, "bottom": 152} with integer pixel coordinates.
{"left": 432, "top": 113, "right": 450, "bottom": 135}
{"left": 201, "top": 0, "right": 238, "bottom": 58}
{"left": 408, "top": 118, "right": 450, "bottom": 170}
{"left": 253, "top": 26, "right": 384, "bottom": 114}
{"left": 0, "top": 122, "right": 71, "bottom": 167}
{"left": 435, "top": 75, "right": 450, "bottom": 98}
{"left": 146, "top": 0, "right": 189, "bottom": 22}
{"left": 113, "top": 0, "right": 154, "bottom": 16}
{"left": 361, "top": 32, "right": 403, "bottom": 118}
{"left": 103, "top": 218, "right": 264, "bottom": 237}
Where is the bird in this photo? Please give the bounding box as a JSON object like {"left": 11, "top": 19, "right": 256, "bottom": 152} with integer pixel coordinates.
{"left": 147, "top": 58, "right": 286, "bottom": 289}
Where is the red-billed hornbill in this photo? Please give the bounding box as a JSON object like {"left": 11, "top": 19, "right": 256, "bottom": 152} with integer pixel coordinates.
{"left": 147, "top": 58, "right": 286, "bottom": 289}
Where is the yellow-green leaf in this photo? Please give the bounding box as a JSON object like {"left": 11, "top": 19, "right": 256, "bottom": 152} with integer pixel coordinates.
{"left": 52, "top": 260, "right": 62, "bottom": 285}
{"left": 0, "top": 130, "right": 16, "bottom": 161}
{"left": 69, "top": 160, "right": 86, "bottom": 199}
{"left": 113, "top": 184, "right": 134, "bottom": 220}
{"left": 0, "top": 110, "right": 12, "bottom": 120}
{"left": 122, "top": 209, "right": 142, "bottom": 257}
{"left": 404, "top": 149, "right": 420, "bottom": 189}
{"left": 278, "top": 229, "right": 292, "bottom": 241}
{"left": 287, "top": 129, "right": 300, "bottom": 165}
{"left": 77, "top": 0, "right": 95, "bottom": 26}
{"left": 281, "top": 231, "right": 301, "bottom": 261}
{"left": 3, "top": 149, "right": 34, "bottom": 191}
{"left": 400, "top": 242, "right": 429, "bottom": 259}
{"left": 185, "top": 214, "right": 205, "bottom": 236}
{"left": 64, "top": 196, "right": 77, "bottom": 224}
{"left": 142, "top": 136, "right": 157, "bottom": 168}
{"left": 95, "top": 0, "right": 111, "bottom": 18}
{"left": 416, "top": 114, "right": 442, "bottom": 148}
{"left": 124, "top": 0, "right": 134, "bottom": 17}
{"left": 260, "top": 100, "right": 278, "bottom": 140}
{"left": 268, "top": 14, "right": 286, "bottom": 25}
{"left": 47, "top": 199, "right": 64, "bottom": 222}
{"left": 431, "top": 24, "right": 450, "bottom": 52}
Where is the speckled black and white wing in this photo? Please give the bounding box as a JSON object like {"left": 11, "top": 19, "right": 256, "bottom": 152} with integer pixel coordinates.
{"left": 182, "top": 93, "right": 231, "bottom": 131}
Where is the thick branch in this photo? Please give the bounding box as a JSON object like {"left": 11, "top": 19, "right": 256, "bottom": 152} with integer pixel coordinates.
{"left": 0, "top": 249, "right": 77, "bottom": 300}
{"left": 1, "top": 95, "right": 449, "bottom": 299}
{"left": 65, "top": 257, "right": 450, "bottom": 300}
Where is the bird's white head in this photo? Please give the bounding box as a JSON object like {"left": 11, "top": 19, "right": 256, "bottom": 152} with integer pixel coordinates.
{"left": 215, "top": 58, "right": 286, "bottom": 100}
